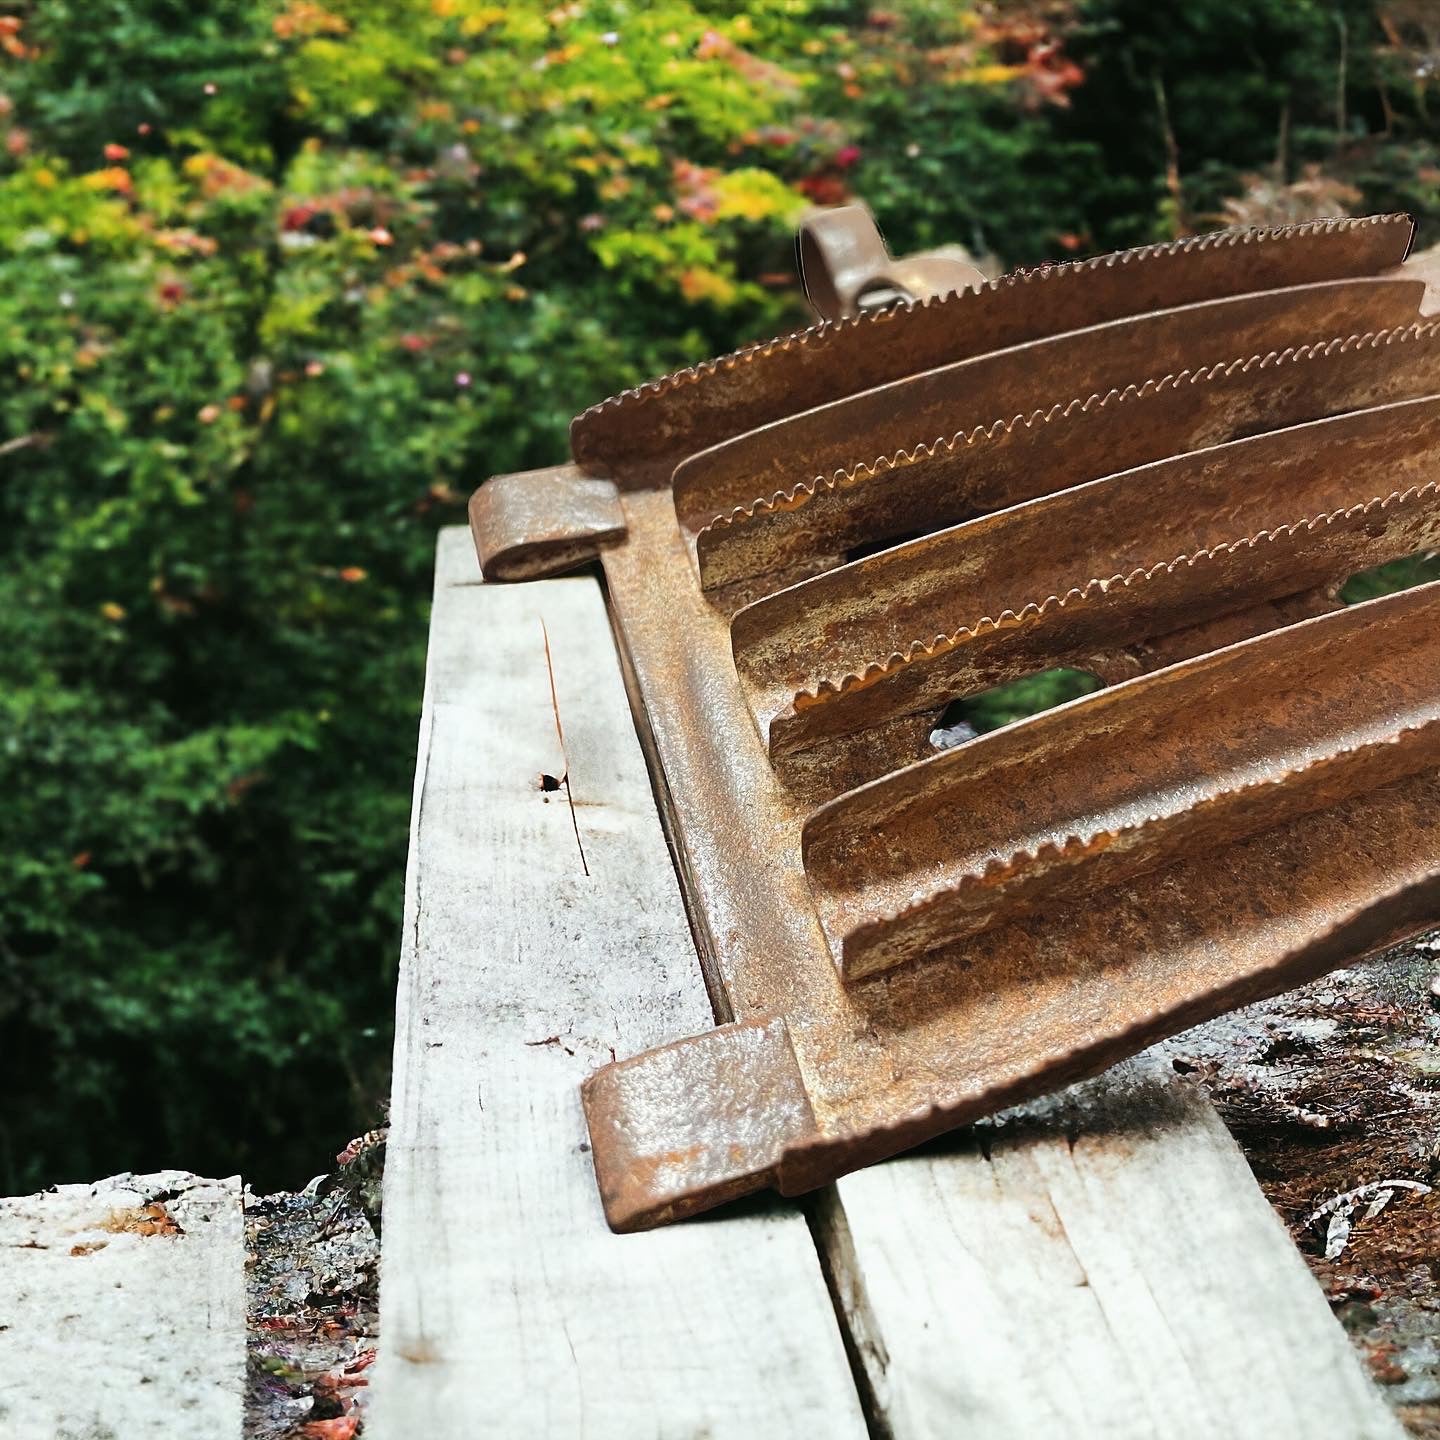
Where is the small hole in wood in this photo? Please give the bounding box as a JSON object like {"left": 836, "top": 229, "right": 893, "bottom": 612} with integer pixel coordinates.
{"left": 930, "top": 667, "right": 1104, "bottom": 751}
{"left": 537, "top": 772, "right": 562, "bottom": 792}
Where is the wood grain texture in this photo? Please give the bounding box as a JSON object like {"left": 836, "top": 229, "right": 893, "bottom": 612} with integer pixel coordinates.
{"left": 374, "top": 526, "right": 1402, "bottom": 1440}
{"left": 368, "top": 529, "right": 865, "bottom": 1439}
{"left": 0, "top": 1170, "right": 244, "bottom": 1439}
{"left": 822, "top": 1059, "right": 1406, "bottom": 1440}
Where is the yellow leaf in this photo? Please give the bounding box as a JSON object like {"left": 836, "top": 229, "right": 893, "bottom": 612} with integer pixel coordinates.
{"left": 678, "top": 267, "right": 736, "bottom": 306}
{"left": 712, "top": 168, "right": 805, "bottom": 225}
{"left": 80, "top": 166, "right": 133, "bottom": 193}
{"left": 461, "top": 5, "right": 506, "bottom": 35}
{"left": 959, "top": 63, "right": 1027, "bottom": 86}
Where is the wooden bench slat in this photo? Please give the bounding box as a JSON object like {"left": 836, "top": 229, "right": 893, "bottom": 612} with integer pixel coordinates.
{"left": 0, "top": 1170, "right": 244, "bottom": 1438}
{"left": 376, "top": 526, "right": 1403, "bottom": 1439}
{"left": 823, "top": 1063, "right": 1404, "bottom": 1439}
{"left": 369, "top": 530, "right": 867, "bottom": 1439}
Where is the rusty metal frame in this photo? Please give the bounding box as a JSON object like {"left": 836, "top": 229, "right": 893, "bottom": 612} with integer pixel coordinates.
{"left": 470, "top": 206, "right": 1440, "bottom": 1231}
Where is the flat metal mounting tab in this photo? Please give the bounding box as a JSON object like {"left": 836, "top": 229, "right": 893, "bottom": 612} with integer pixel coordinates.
{"left": 470, "top": 462, "right": 625, "bottom": 580}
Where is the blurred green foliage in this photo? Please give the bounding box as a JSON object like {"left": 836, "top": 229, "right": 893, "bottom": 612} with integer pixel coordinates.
{"left": 943, "top": 667, "right": 1104, "bottom": 739}
{"left": 1341, "top": 550, "right": 1440, "bottom": 604}
{"left": 2, "top": 0, "right": 1439, "bottom": 1189}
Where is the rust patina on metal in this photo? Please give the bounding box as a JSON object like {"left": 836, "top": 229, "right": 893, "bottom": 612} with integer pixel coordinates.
{"left": 469, "top": 206, "right": 1440, "bottom": 1232}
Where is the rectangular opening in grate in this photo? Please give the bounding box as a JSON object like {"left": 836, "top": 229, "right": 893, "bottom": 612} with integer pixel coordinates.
{"left": 928, "top": 668, "right": 1105, "bottom": 750}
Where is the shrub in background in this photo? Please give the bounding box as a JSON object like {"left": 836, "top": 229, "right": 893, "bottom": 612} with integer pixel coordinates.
{"left": 0, "top": 0, "right": 1436, "bottom": 1189}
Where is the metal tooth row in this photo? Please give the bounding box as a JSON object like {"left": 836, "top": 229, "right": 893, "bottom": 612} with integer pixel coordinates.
{"left": 774, "top": 861, "right": 1440, "bottom": 1198}
{"left": 800, "top": 580, "right": 1440, "bottom": 983}
{"left": 672, "top": 277, "right": 1425, "bottom": 531}
{"left": 696, "top": 363, "right": 1292, "bottom": 532}
{"left": 569, "top": 215, "right": 1414, "bottom": 484}
{"left": 583, "top": 214, "right": 1410, "bottom": 426}
{"left": 730, "top": 395, "right": 1440, "bottom": 783}
{"left": 787, "top": 485, "right": 1435, "bottom": 705}
{"left": 839, "top": 718, "right": 1440, "bottom": 962}
{"left": 1005, "top": 211, "right": 1407, "bottom": 270}
{"left": 690, "top": 322, "right": 1440, "bottom": 590}
{"left": 766, "top": 488, "right": 1440, "bottom": 790}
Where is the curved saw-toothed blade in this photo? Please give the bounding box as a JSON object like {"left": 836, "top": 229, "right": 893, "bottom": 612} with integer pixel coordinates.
{"left": 776, "top": 848, "right": 1440, "bottom": 1198}
{"left": 674, "top": 275, "right": 1425, "bottom": 532}
{"left": 731, "top": 396, "right": 1440, "bottom": 785}
{"left": 692, "top": 322, "right": 1440, "bottom": 591}
{"left": 801, "top": 582, "right": 1440, "bottom": 981}
{"left": 572, "top": 215, "right": 1415, "bottom": 487}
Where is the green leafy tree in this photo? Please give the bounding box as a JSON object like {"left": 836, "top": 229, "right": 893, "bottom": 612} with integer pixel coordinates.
{"left": 2, "top": 0, "right": 1439, "bottom": 1191}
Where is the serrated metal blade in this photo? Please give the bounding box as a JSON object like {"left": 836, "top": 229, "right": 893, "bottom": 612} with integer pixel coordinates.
{"left": 675, "top": 276, "right": 1425, "bottom": 536}
{"left": 693, "top": 322, "right": 1440, "bottom": 590}
{"left": 774, "top": 849, "right": 1440, "bottom": 1196}
{"left": 732, "top": 395, "right": 1440, "bottom": 792}
{"left": 802, "top": 582, "right": 1440, "bottom": 981}
{"left": 573, "top": 215, "right": 1414, "bottom": 488}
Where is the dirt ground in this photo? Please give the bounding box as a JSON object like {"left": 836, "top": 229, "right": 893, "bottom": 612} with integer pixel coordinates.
{"left": 1161, "top": 933, "right": 1440, "bottom": 1437}
{"left": 244, "top": 1132, "right": 383, "bottom": 1440}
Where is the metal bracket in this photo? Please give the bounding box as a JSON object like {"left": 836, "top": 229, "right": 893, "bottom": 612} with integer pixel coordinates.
{"left": 797, "top": 203, "right": 987, "bottom": 320}
{"left": 469, "top": 463, "right": 625, "bottom": 580}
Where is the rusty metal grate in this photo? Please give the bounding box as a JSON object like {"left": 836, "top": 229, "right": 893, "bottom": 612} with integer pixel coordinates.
{"left": 470, "top": 206, "right": 1440, "bottom": 1232}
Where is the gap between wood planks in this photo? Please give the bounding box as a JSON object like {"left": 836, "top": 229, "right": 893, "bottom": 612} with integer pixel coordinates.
{"left": 804, "top": 1189, "right": 895, "bottom": 1440}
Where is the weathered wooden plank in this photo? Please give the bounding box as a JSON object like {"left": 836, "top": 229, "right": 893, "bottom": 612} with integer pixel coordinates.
{"left": 821, "top": 1059, "right": 1405, "bottom": 1439}
{"left": 369, "top": 529, "right": 865, "bottom": 1439}
{"left": 0, "top": 1170, "right": 244, "bottom": 1439}
{"left": 377, "top": 526, "right": 1401, "bottom": 1438}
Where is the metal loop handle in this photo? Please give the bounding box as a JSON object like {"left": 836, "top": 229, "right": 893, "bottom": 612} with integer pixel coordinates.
{"left": 798, "top": 204, "right": 987, "bottom": 321}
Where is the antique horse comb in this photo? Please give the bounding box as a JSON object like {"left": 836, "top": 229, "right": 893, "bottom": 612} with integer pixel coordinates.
{"left": 471, "top": 206, "right": 1440, "bottom": 1231}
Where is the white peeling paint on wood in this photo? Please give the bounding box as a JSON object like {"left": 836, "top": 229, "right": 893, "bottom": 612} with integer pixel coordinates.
{"left": 368, "top": 529, "right": 866, "bottom": 1440}
{"left": 0, "top": 1170, "right": 244, "bottom": 1439}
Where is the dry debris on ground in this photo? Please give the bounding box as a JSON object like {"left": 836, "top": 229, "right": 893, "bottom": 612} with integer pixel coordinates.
{"left": 244, "top": 1130, "right": 385, "bottom": 1440}
{"left": 1163, "top": 934, "right": 1440, "bottom": 1437}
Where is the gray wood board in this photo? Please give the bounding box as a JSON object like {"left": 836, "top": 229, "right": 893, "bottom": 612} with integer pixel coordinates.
{"left": 0, "top": 1170, "right": 244, "bottom": 1439}
{"left": 824, "top": 1060, "right": 1406, "bottom": 1438}
{"left": 368, "top": 528, "right": 866, "bottom": 1438}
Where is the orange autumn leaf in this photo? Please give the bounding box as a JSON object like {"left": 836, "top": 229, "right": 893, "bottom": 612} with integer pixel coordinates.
{"left": 81, "top": 166, "right": 133, "bottom": 195}
{"left": 273, "top": 1, "right": 349, "bottom": 40}
{"left": 300, "top": 1420, "right": 358, "bottom": 1440}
